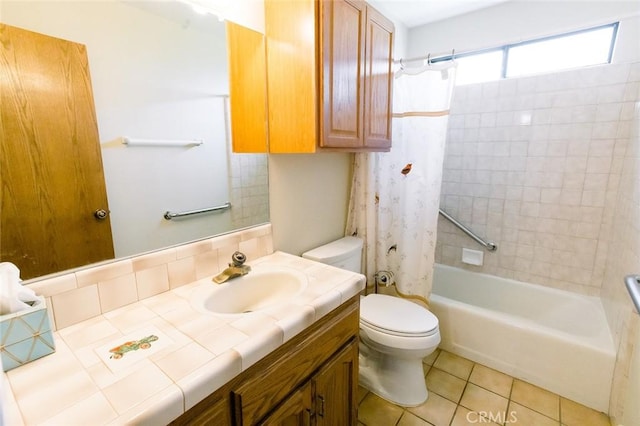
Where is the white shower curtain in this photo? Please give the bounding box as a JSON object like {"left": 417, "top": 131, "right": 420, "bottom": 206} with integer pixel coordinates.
{"left": 346, "top": 61, "right": 456, "bottom": 303}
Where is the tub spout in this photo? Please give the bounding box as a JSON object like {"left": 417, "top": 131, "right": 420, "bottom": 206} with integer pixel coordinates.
{"left": 212, "top": 251, "right": 251, "bottom": 284}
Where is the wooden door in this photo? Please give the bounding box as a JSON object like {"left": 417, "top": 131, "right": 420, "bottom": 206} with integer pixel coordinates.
{"left": 313, "top": 341, "right": 359, "bottom": 426}
{"left": 363, "top": 5, "right": 394, "bottom": 150}
{"left": 0, "top": 24, "right": 114, "bottom": 279}
{"left": 320, "top": 0, "right": 366, "bottom": 149}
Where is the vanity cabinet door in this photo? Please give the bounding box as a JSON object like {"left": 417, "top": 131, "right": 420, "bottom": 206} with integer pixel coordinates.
{"left": 262, "top": 384, "right": 313, "bottom": 426}
{"left": 261, "top": 340, "right": 358, "bottom": 426}
{"left": 231, "top": 303, "right": 359, "bottom": 425}
{"left": 313, "top": 340, "right": 359, "bottom": 426}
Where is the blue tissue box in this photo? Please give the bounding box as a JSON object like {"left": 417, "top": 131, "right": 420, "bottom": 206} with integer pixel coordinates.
{"left": 0, "top": 296, "right": 55, "bottom": 371}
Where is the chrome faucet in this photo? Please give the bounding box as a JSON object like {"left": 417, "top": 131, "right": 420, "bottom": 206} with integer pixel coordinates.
{"left": 212, "top": 251, "right": 251, "bottom": 284}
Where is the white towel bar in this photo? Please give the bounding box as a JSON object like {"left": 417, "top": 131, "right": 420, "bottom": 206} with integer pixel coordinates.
{"left": 122, "top": 137, "right": 203, "bottom": 147}
{"left": 164, "top": 202, "right": 231, "bottom": 220}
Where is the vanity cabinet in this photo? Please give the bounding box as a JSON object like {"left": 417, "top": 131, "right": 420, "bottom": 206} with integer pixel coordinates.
{"left": 259, "top": 342, "right": 358, "bottom": 425}
{"left": 228, "top": 0, "right": 394, "bottom": 153}
{"left": 171, "top": 296, "right": 360, "bottom": 425}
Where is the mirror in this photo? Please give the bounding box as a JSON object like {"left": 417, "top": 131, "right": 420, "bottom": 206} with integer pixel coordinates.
{"left": 0, "top": 0, "right": 269, "bottom": 280}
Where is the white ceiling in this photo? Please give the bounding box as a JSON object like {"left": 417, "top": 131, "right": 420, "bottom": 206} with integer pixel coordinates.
{"left": 367, "top": 0, "right": 512, "bottom": 28}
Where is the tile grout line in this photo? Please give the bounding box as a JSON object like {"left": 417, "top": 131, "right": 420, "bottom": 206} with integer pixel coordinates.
{"left": 358, "top": 349, "right": 608, "bottom": 426}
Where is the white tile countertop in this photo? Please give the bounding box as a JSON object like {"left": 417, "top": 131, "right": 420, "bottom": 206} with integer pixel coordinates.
{"left": 1, "top": 252, "right": 366, "bottom": 425}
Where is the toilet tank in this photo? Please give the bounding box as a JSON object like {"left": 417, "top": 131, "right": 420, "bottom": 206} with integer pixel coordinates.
{"left": 301, "top": 237, "right": 363, "bottom": 273}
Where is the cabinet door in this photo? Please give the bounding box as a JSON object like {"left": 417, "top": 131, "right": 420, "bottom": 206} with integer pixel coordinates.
{"left": 262, "top": 384, "right": 313, "bottom": 426}
{"left": 363, "top": 5, "right": 394, "bottom": 149}
{"left": 313, "top": 341, "right": 359, "bottom": 426}
{"left": 320, "top": 0, "right": 366, "bottom": 149}
{"left": 264, "top": 0, "right": 318, "bottom": 153}
{"left": 227, "top": 21, "right": 268, "bottom": 153}
{"left": 232, "top": 304, "right": 360, "bottom": 425}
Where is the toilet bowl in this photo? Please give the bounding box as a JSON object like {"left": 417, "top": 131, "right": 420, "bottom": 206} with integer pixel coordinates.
{"left": 359, "top": 293, "right": 440, "bottom": 406}
{"left": 302, "top": 237, "right": 441, "bottom": 407}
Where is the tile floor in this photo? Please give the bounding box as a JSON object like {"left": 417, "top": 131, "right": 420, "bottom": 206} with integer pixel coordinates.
{"left": 357, "top": 349, "right": 611, "bottom": 426}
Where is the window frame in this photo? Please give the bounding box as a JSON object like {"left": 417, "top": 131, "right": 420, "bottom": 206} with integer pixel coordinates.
{"left": 430, "top": 22, "right": 619, "bottom": 83}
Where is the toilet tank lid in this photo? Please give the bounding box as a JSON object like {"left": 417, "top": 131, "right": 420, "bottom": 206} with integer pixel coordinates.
{"left": 301, "top": 236, "right": 363, "bottom": 264}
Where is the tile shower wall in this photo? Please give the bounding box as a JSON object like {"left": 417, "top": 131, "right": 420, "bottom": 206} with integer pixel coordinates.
{"left": 601, "top": 94, "right": 640, "bottom": 420}
{"left": 25, "top": 224, "right": 274, "bottom": 331}
{"left": 229, "top": 153, "right": 269, "bottom": 229}
{"left": 436, "top": 61, "right": 640, "bottom": 296}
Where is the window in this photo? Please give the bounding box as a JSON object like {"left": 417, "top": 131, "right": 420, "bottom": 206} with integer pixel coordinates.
{"left": 506, "top": 24, "right": 618, "bottom": 78}
{"left": 454, "top": 50, "right": 503, "bottom": 85}
{"left": 432, "top": 22, "right": 618, "bottom": 85}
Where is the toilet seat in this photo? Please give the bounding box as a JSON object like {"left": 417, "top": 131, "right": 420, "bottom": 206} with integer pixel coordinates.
{"left": 360, "top": 294, "right": 438, "bottom": 337}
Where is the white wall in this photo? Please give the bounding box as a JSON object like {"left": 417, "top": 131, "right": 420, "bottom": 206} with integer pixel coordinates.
{"left": 408, "top": 1, "right": 640, "bottom": 64}
{"left": 269, "top": 154, "right": 353, "bottom": 255}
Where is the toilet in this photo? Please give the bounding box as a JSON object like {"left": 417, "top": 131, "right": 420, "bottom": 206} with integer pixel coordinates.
{"left": 302, "top": 237, "right": 440, "bottom": 407}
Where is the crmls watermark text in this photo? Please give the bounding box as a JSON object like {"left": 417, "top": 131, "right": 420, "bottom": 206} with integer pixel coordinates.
{"left": 466, "top": 411, "right": 518, "bottom": 423}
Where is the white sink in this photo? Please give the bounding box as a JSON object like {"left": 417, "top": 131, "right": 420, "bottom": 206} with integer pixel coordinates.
{"left": 190, "top": 266, "right": 308, "bottom": 315}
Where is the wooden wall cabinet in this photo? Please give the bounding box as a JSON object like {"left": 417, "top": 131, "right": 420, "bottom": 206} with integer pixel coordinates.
{"left": 226, "top": 21, "right": 269, "bottom": 153}
{"left": 171, "top": 296, "right": 360, "bottom": 425}
{"left": 228, "top": 0, "right": 394, "bottom": 153}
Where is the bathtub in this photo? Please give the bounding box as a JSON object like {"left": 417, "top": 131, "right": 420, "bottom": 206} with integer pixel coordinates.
{"left": 430, "top": 264, "right": 615, "bottom": 412}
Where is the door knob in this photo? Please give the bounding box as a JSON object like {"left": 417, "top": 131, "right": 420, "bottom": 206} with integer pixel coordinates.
{"left": 94, "top": 209, "right": 109, "bottom": 220}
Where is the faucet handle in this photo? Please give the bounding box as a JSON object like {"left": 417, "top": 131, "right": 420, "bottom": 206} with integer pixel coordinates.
{"left": 231, "top": 251, "right": 247, "bottom": 267}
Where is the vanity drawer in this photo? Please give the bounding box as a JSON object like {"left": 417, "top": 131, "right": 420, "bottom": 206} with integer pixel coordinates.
{"left": 232, "top": 300, "right": 359, "bottom": 425}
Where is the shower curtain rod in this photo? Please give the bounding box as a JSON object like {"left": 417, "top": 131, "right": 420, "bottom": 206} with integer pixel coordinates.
{"left": 394, "top": 49, "right": 458, "bottom": 65}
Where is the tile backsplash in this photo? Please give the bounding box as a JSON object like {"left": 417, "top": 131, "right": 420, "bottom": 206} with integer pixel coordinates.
{"left": 436, "top": 61, "right": 640, "bottom": 296}
{"left": 26, "top": 224, "right": 273, "bottom": 331}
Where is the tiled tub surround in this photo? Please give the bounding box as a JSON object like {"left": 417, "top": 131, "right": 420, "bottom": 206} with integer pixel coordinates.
{"left": 436, "top": 61, "right": 640, "bottom": 420}
{"left": 1, "top": 230, "right": 366, "bottom": 424}
{"left": 437, "top": 61, "right": 640, "bottom": 296}
{"left": 602, "top": 100, "right": 640, "bottom": 422}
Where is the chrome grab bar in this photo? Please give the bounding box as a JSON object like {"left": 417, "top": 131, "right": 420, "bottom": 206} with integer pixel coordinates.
{"left": 438, "top": 208, "right": 497, "bottom": 252}
{"left": 625, "top": 275, "right": 640, "bottom": 314}
{"left": 164, "top": 202, "right": 231, "bottom": 220}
